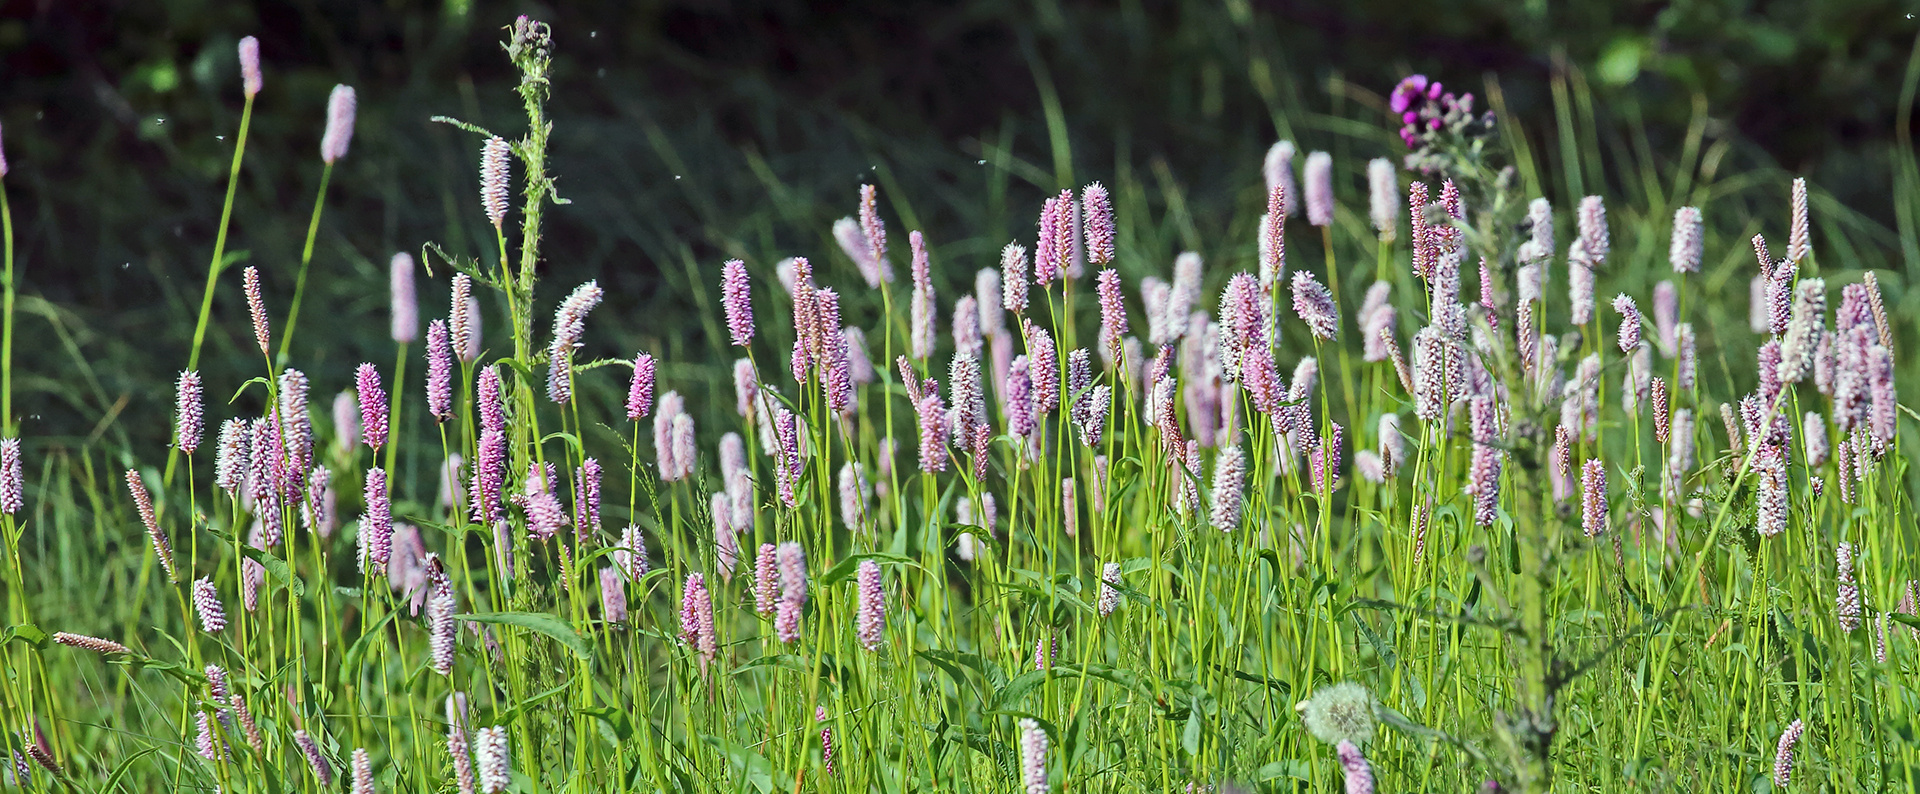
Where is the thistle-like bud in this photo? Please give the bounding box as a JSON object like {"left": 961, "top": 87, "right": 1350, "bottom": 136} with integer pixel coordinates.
{"left": 320, "top": 85, "right": 357, "bottom": 164}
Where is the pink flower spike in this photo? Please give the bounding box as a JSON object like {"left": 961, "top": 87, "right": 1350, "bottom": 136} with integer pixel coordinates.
{"left": 238, "top": 37, "right": 262, "bottom": 98}
{"left": 721, "top": 259, "right": 753, "bottom": 347}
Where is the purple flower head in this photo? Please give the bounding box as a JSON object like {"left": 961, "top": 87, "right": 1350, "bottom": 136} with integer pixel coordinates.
{"left": 238, "top": 36, "right": 262, "bottom": 97}
{"left": 1774, "top": 719, "right": 1805, "bottom": 787}
{"left": 477, "top": 725, "right": 511, "bottom": 793}
{"left": 0, "top": 438, "right": 20, "bottom": 515}
{"left": 721, "top": 259, "right": 753, "bottom": 347}
{"left": 910, "top": 232, "right": 937, "bottom": 359}
{"left": 426, "top": 320, "right": 453, "bottom": 421}
{"left": 916, "top": 392, "right": 950, "bottom": 473}
{"left": 626, "top": 353, "right": 655, "bottom": 421}
{"left": 355, "top": 363, "right": 389, "bottom": 450}
{"left": 1789, "top": 178, "right": 1811, "bottom": 264}
{"left": 360, "top": 467, "right": 392, "bottom": 574}
{"left": 1304, "top": 152, "right": 1335, "bottom": 226}
{"left": 194, "top": 577, "right": 228, "bottom": 633}
{"left": 858, "top": 184, "right": 892, "bottom": 285}
{"left": 855, "top": 559, "right": 886, "bottom": 651}
{"left": 321, "top": 85, "right": 357, "bottom": 163}
{"left": 1001, "top": 243, "right": 1030, "bottom": 317}
{"left": 243, "top": 266, "right": 271, "bottom": 356}
{"left": 575, "top": 459, "right": 602, "bottom": 540}
{"left": 1337, "top": 741, "right": 1376, "bottom": 794}
{"left": 481, "top": 136, "right": 511, "bottom": 228}
{"left": 1209, "top": 445, "right": 1247, "bottom": 531}
{"left": 1670, "top": 206, "right": 1702, "bottom": 273}
{"left": 1264, "top": 140, "right": 1300, "bottom": 218}
{"left": 214, "top": 419, "right": 248, "bottom": 495}
{"left": 391, "top": 252, "right": 418, "bottom": 343}
{"left": 546, "top": 280, "right": 605, "bottom": 404}
{"left": 1035, "top": 191, "right": 1073, "bottom": 284}
{"left": 1367, "top": 159, "right": 1398, "bottom": 235}
{"left": 1581, "top": 459, "right": 1607, "bottom": 538}
{"left": 1390, "top": 75, "right": 1430, "bottom": 114}
{"left": 1018, "top": 718, "right": 1049, "bottom": 794}
{"left": 753, "top": 543, "right": 779, "bottom": 616}
{"left": 1083, "top": 181, "right": 1114, "bottom": 265}
{"left": 952, "top": 294, "right": 982, "bottom": 358}
{"left": 295, "top": 729, "right": 333, "bottom": 787}
{"left": 127, "top": 469, "right": 176, "bottom": 579}
{"left": 1466, "top": 442, "right": 1501, "bottom": 527}
{"left": 1261, "top": 188, "right": 1288, "bottom": 288}
{"left": 1577, "top": 195, "right": 1608, "bottom": 263}
{"left": 1026, "top": 322, "right": 1059, "bottom": 414}
{"left": 1292, "top": 270, "right": 1339, "bottom": 340}
{"left": 1098, "top": 562, "right": 1122, "bottom": 617}
{"left": 175, "top": 370, "right": 204, "bottom": 454}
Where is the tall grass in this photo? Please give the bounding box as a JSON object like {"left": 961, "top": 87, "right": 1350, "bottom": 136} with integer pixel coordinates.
{"left": 2, "top": 16, "right": 1918, "bottom": 794}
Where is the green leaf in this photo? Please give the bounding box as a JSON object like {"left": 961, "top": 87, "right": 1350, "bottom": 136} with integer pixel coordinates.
{"left": 994, "top": 669, "right": 1049, "bottom": 710}
{"left": 580, "top": 706, "right": 634, "bottom": 742}
{"left": 818, "top": 552, "right": 918, "bottom": 586}
{"left": 459, "top": 611, "right": 593, "bottom": 668}
{"left": 238, "top": 544, "right": 305, "bottom": 597}
{"left": 3, "top": 623, "right": 47, "bottom": 648}
{"left": 1182, "top": 705, "right": 1204, "bottom": 757}
{"left": 102, "top": 747, "right": 162, "bottom": 792}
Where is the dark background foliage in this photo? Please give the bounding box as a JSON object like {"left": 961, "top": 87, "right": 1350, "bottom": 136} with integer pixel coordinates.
{"left": 2, "top": 0, "right": 1917, "bottom": 454}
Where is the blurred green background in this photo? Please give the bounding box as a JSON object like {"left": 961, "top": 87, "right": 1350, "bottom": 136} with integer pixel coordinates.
{"left": 2, "top": 0, "right": 1918, "bottom": 460}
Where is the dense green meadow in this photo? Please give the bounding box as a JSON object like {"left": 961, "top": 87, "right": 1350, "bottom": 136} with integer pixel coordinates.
{"left": 4, "top": 11, "right": 1920, "bottom": 793}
